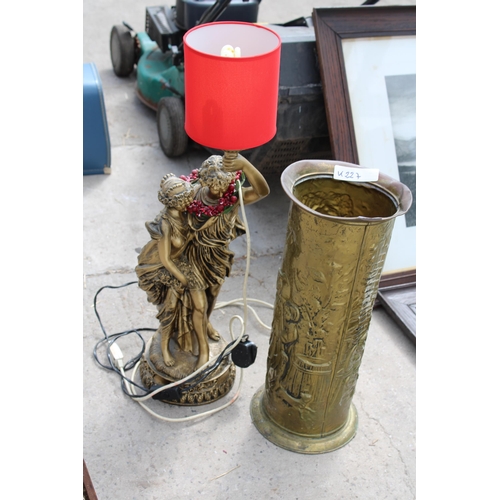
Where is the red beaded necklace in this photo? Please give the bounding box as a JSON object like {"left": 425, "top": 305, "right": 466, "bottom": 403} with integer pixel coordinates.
{"left": 180, "top": 169, "right": 243, "bottom": 218}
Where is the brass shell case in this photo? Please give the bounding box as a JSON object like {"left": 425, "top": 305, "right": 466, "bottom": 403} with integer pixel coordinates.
{"left": 251, "top": 160, "right": 412, "bottom": 453}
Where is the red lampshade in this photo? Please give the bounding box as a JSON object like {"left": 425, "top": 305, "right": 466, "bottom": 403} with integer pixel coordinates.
{"left": 184, "top": 22, "right": 281, "bottom": 151}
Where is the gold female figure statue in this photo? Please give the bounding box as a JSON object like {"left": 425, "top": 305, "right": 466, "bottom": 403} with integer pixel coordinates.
{"left": 136, "top": 174, "right": 211, "bottom": 374}
{"left": 186, "top": 152, "right": 270, "bottom": 342}
{"left": 136, "top": 154, "right": 269, "bottom": 382}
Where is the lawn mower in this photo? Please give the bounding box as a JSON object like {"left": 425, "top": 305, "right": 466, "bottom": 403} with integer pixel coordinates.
{"left": 110, "top": 0, "right": 261, "bottom": 157}
{"left": 110, "top": 0, "right": 333, "bottom": 174}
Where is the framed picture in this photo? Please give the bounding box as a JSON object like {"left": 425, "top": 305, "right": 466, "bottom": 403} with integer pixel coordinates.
{"left": 312, "top": 6, "right": 416, "bottom": 277}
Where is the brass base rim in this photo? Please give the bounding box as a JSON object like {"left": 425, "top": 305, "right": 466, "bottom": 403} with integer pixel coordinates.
{"left": 250, "top": 385, "right": 358, "bottom": 454}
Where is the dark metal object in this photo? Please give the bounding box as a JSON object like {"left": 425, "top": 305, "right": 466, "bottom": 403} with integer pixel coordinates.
{"left": 196, "top": 0, "right": 233, "bottom": 27}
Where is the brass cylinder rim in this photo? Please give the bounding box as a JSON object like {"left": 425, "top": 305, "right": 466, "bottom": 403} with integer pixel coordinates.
{"left": 281, "top": 159, "right": 413, "bottom": 225}
{"left": 250, "top": 385, "right": 358, "bottom": 454}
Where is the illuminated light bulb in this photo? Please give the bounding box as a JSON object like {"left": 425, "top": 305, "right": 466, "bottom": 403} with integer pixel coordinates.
{"left": 220, "top": 45, "right": 241, "bottom": 57}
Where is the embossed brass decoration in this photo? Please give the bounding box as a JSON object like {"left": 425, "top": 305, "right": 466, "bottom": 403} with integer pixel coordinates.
{"left": 251, "top": 160, "right": 412, "bottom": 453}
{"left": 136, "top": 153, "right": 269, "bottom": 405}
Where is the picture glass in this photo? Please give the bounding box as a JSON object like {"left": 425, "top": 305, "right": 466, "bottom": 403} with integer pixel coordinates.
{"left": 342, "top": 35, "right": 416, "bottom": 273}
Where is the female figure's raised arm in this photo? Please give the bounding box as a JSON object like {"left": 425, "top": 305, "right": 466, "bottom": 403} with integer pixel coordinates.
{"left": 222, "top": 151, "right": 270, "bottom": 206}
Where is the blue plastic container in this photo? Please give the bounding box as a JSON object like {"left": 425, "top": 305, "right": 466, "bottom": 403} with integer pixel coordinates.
{"left": 83, "top": 63, "right": 111, "bottom": 175}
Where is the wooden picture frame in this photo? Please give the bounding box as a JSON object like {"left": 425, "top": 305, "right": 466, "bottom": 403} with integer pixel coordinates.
{"left": 312, "top": 6, "right": 416, "bottom": 164}
{"left": 313, "top": 6, "right": 416, "bottom": 337}
{"left": 83, "top": 460, "right": 98, "bottom": 500}
{"left": 377, "top": 282, "right": 416, "bottom": 344}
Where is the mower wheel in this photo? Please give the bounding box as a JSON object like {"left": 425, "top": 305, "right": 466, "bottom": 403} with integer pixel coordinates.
{"left": 157, "top": 97, "right": 188, "bottom": 157}
{"left": 110, "top": 25, "right": 135, "bottom": 77}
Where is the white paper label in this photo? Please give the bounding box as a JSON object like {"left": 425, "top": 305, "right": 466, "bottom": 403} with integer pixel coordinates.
{"left": 333, "top": 165, "right": 379, "bottom": 182}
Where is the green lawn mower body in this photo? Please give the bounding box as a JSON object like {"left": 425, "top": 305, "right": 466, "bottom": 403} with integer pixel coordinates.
{"left": 135, "top": 31, "right": 185, "bottom": 109}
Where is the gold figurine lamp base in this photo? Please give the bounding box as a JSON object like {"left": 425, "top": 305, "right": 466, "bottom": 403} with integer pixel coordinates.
{"left": 251, "top": 160, "right": 412, "bottom": 454}
{"left": 134, "top": 22, "right": 281, "bottom": 407}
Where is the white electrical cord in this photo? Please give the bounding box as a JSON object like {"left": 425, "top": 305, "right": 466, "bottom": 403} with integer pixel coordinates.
{"left": 214, "top": 298, "right": 273, "bottom": 331}
{"left": 110, "top": 179, "right": 273, "bottom": 422}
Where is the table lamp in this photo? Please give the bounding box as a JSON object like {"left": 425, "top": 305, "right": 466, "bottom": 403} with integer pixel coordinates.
{"left": 136, "top": 22, "right": 281, "bottom": 407}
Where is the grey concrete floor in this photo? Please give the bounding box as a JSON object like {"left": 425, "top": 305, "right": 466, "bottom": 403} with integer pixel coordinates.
{"left": 83, "top": 1, "right": 416, "bottom": 498}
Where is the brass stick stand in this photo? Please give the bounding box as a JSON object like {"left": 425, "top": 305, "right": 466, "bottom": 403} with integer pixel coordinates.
{"left": 251, "top": 160, "right": 412, "bottom": 454}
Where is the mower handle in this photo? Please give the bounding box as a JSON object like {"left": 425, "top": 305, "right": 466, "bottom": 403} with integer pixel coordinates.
{"left": 197, "top": 0, "right": 233, "bottom": 26}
